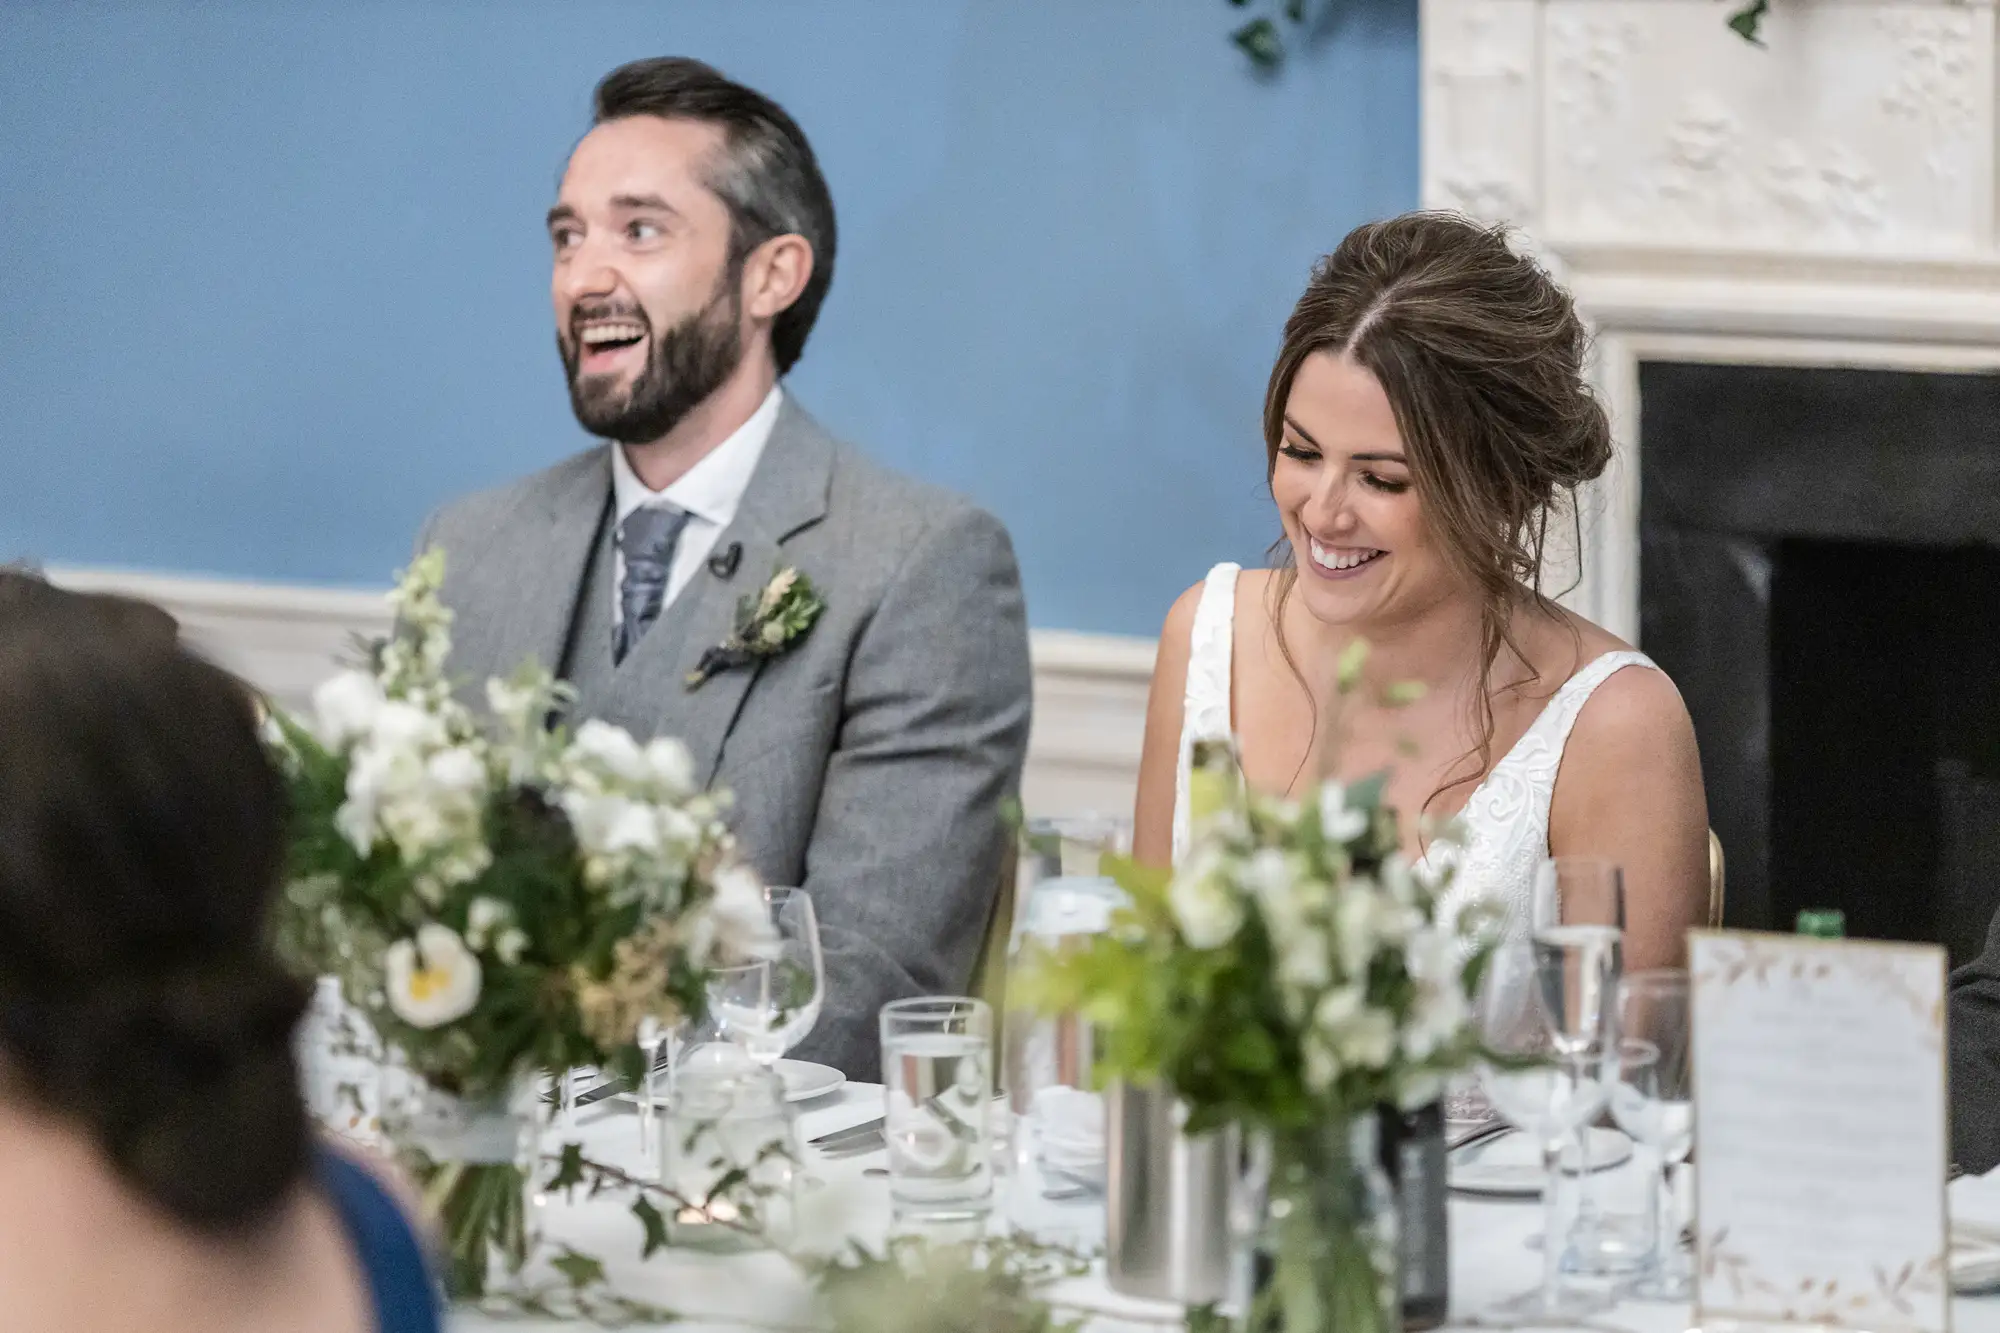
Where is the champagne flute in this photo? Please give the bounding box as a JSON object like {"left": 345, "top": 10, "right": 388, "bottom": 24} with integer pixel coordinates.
{"left": 1532, "top": 857, "right": 1628, "bottom": 1273}
{"left": 1608, "top": 969, "right": 1693, "bottom": 1299}
{"left": 708, "top": 888, "right": 825, "bottom": 1071}
{"left": 1474, "top": 935, "right": 1613, "bottom": 1321}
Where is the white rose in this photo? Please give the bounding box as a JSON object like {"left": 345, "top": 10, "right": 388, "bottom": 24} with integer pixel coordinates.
{"left": 494, "top": 928, "right": 527, "bottom": 965}
{"left": 561, "top": 791, "right": 627, "bottom": 856}
{"left": 570, "top": 720, "right": 651, "bottom": 785}
{"left": 424, "top": 745, "right": 487, "bottom": 799}
{"left": 313, "top": 671, "right": 387, "bottom": 748}
{"left": 1317, "top": 782, "right": 1369, "bottom": 843}
{"left": 384, "top": 924, "right": 482, "bottom": 1029}
{"left": 369, "top": 700, "right": 447, "bottom": 753}
{"left": 601, "top": 801, "right": 663, "bottom": 857}
{"left": 709, "top": 863, "right": 773, "bottom": 956}
{"left": 643, "top": 737, "right": 696, "bottom": 796}
{"left": 1168, "top": 863, "right": 1243, "bottom": 950}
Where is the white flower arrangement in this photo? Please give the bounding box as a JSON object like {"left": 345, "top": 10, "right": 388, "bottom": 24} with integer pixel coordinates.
{"left": 1020, "top": 739, "right": 1496, "bottom": 1129}
{"left": 269, "top": 548, "right": 773, "bottom": 1298}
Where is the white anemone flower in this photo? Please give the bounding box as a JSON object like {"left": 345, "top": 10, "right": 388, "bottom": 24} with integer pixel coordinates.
{"left": 384, "top": 924, "right": 482, "bottom": 1029}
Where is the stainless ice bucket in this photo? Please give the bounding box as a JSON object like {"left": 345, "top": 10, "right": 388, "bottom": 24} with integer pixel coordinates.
{"left": 1105, "top": 1080, "right": 1240, "bottom": 1303}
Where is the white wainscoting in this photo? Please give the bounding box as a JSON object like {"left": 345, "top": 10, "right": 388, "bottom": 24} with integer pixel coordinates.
{"left": 46, "top": 566, "right": 1155, "bottom": 822}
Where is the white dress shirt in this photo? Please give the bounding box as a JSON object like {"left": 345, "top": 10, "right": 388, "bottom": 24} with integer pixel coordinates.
{"left": 609, "top": 385, "right": 782, "bottom": 626}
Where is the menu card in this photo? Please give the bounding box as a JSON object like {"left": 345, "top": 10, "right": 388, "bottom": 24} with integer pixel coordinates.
{"left": 1691, "top": 930, "right": 1949, "bottom": 1333}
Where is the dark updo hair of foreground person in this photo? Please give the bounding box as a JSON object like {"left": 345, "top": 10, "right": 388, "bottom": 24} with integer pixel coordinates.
{"left": 0, "top": 564, "right": 180, "bottom": 642}
{"left": 0, "top": 599, "right": 308, "bottom": 1231}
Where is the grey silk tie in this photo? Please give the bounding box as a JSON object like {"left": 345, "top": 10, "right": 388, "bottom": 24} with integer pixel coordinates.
{"left": 614, "top": 503, "right": 692, "bottom": 664}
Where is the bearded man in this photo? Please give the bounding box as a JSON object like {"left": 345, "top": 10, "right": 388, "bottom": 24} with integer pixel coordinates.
{"left": 417, "top": 58, "right": 1032, "bottom": 1079}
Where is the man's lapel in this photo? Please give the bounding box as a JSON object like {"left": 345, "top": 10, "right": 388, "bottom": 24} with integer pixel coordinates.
{"left": 484, "top": 448, "right": 611, "bottom": 681}
{"left": 620, "top": 398, "right": 836, "bottom": 785}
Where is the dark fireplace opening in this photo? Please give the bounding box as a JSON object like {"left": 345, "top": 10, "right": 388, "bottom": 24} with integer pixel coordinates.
{"left": 1638, "top": 361, "right": 2000, "bottom": 959}
{"left": 1769, "top": 539, "right": 2000, "bottom": 965}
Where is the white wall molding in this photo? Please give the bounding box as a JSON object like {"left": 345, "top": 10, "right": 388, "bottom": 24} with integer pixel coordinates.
{"left": 1422, "top": 0, "right": 2000, "bottom": 642}
{"left": 46, "top": 566, "right": 1154, "bottom": 821}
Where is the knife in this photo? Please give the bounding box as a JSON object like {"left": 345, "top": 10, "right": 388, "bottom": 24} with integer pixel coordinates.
{"left": 808, "top": 1115, "right": 884, "bottom": 1149}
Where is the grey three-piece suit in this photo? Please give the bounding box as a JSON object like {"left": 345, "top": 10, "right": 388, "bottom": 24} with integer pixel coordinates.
{"left": 418, "top": 398, "right": 1033, "bottom": 1078}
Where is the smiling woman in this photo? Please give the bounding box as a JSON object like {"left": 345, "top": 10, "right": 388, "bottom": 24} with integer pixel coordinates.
{"left": 1131, "top": 210, "right": 1709, "bottom": 975}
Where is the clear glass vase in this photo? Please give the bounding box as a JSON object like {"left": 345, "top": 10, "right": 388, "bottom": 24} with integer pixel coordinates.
{"left": 382, "top": 1073, "right": 548, "bottom": 1300}
{"left": 1253, "top": 1116, "right": 1400, "bottom": 1333}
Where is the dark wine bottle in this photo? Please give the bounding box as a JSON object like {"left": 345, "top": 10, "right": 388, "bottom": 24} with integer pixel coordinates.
{"left": 1380, "top": 1101, "right": 1449, "bottom": 1330}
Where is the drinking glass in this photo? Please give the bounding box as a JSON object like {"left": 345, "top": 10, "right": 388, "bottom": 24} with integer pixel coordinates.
{"left": 708, "top": 888, "right": 824, "bottom": 1068}
{"left": 657, "top": 1043, "right": 797, "bottom": 1252}
{"left": 1608, "top": 969, "right": 1693, "bottom": 1299}
{"left": 1475, "top": 935, "right": 1613, "bottom": 1321}
{"left": 1532, "top": 857, "right": 1631, "bottom": 1274}
{"left": 881, "top": 996, "right": 993, "bottom": 1222}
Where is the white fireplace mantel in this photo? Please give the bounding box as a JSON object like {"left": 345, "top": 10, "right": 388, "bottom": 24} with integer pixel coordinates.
{"left": 1420, "top": 0, "right": 2000, "bottom": 640}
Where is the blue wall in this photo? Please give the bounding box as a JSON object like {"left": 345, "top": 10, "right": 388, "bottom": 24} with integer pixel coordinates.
{"left": 0, "top": 0, "right": 1418, "bottom": 637}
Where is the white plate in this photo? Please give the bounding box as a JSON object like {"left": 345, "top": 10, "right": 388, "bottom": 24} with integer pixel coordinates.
{"left": 1448, "top": 1126, "right": 1634, "bottom": 1199}
{"left": 776, "top": 1059, "right": 845, "bottom": 1103}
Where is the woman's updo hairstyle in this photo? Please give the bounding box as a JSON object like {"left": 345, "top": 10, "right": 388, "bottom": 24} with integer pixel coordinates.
{"left": 1263, "top": 211, "right": 1614, "bottom": 797}
{"left": 0, "top": 597, "right": 308, "bottom": 1231}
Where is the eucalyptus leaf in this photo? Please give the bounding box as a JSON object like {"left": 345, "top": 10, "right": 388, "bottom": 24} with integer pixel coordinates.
{"left": 550, "top": 1246, "right": 606, "bottom": 1290}
{"left": 1230, "top": 17, "right": 1284, "bottom": 69}
{"left": 1728, "top": 0, "right": 1770, "bottom": 45}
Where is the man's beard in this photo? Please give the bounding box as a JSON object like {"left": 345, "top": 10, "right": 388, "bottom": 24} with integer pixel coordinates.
{"left": 560, "top": 274, "right": 743, "bottom": 445}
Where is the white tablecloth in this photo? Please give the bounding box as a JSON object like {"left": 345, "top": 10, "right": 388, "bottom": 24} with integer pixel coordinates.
{"left": 455, "top": 1084, "right": 2000, "bottom": 1332}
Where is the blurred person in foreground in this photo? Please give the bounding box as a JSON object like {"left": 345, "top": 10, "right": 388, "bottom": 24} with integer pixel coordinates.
{"left": 419, "top": 57, "right": 1031, "bottom": 1078}
{"left": 0, "top": 598, "right": 439, "bottom": 1332}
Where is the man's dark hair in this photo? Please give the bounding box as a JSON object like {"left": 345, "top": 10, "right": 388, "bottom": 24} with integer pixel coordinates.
{"left": 593, "top": 57, "right": 837, "bottom": 376}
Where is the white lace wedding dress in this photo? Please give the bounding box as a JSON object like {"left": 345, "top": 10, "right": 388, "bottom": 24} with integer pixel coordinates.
{"left": 1170, "top": 562, "right": 1658, "bottom": 942}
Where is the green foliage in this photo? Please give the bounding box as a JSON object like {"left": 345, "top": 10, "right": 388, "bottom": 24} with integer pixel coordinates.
{"left": 1015, "top": 741, "right": 1492, "bottom": 1134}
{"left": 811, "top": 1236, "right": 1091, "bottom": 1333}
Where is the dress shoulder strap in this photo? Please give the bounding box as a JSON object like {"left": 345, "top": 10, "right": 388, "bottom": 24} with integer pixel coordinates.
{"left": 1181, "top": 562, "right": 1241, "bottom": 742}
{"left": 314, "top": 1146, "right": 442, "bottom": 1333}
{"left": 1523, "top": 649, "right": 1659, "bottom": 758}
{"left": 1172, "top": 563, "right": 1242, "bottom": 864}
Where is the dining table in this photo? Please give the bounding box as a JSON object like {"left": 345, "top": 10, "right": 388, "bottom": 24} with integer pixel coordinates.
{"left": 456, "top": 1081, "right": 2000, "bottom": 1333}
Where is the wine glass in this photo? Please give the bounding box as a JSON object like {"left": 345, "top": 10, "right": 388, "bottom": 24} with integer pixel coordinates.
{"left": 1608, "top": 969, "right": 1693, "bottom": 1299}
{"left": 708, "top": 888, "right": 825, "bottom": 1071}
{"left": 1474, "top": 934, "right": 1614, "bottom": 1321}
{"left": 1530, "top": 858, "right": 1625, "bottom": 1062}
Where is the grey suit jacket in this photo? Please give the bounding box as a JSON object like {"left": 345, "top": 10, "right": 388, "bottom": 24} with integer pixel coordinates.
{"left": 1952, "top": 907, "right": 2000, "bottom": 1173}
{"left": 417, "top": 399, "right": 1033, "bottom": 1078}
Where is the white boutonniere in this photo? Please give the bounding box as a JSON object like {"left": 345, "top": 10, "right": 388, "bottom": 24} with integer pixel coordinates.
{"left": 686, "top": 566, "right": 827, "bottom": 690}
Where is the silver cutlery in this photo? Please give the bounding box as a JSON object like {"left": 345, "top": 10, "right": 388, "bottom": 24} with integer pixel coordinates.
{"left": 807, "top": 1115, "right": 885, "bottom": 1150}
{"left": 574, "top": 1078, "right": 629, "bottom": 1108}
{"left": 1447, "top": 1120, "right": 1514, "bottom": 1154}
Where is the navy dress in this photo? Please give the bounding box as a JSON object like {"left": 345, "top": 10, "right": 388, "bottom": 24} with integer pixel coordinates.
{"left": 314, "top": 1147, "right": 442, "bottom": 1333}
